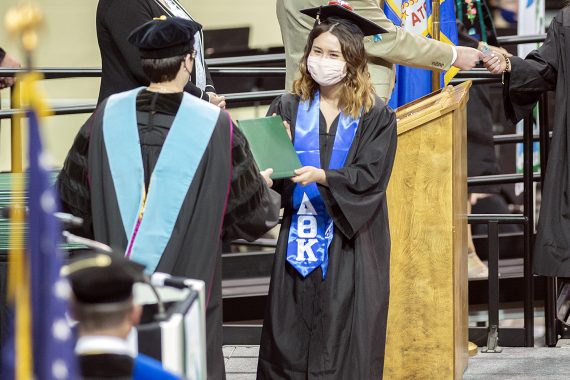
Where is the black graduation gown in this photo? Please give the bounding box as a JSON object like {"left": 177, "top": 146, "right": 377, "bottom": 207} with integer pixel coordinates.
{"left": 58, "top": 91, "right": 280, "bottom": 380}
{"left": 257, "top": 94, "right": 397, "bottom": 379}
{"left": 96, "top": 0, "right": 216, "bottom": 103}
{"left": 503, "top": 9, "right": 570, "bottom": 276}
{"left": 466, "top": 84, "right": 501, "bottom": 193}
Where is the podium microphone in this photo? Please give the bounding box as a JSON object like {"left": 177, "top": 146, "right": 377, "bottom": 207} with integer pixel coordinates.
{"left": 62, "top": 231, "right": 113, "bottom": 254}
{"left": 150, "top": 272, "right": 189, "bottom": 290}
{"left": 142, "top": 274, "right": 168, "bottom": 322}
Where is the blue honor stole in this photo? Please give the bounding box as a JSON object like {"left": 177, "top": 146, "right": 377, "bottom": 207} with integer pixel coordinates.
{"left": 103, "top": 87, "right": 220, "bottom": 273}
{"left": 287, "top": 92, "right": 360, "bottom": 279}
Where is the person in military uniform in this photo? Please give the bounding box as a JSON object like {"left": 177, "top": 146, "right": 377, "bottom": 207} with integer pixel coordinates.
{"left": 277, "top": 0, "right": 485, "bottom": 101}
{"left": 65, "top": 252, "right": 180, "bottom": 380}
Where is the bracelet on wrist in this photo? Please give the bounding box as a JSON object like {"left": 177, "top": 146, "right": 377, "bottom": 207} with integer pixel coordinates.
{"left": 503, "top": 54, "right": 511, "bottom": 73}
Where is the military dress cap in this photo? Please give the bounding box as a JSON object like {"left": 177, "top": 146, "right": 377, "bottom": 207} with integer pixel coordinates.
{"left": 128, "top": 16, "right": 202, "bottom": 59}
{"left": 62, "top": 252, "right": 146, "bottom": 305}
{"left": 301, "top": 1, "right": 388, "bottom": 36}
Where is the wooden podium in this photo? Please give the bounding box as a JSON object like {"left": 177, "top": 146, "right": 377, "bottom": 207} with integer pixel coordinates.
{"left": 384, "top": 82, "right": 471, "bottom": 379}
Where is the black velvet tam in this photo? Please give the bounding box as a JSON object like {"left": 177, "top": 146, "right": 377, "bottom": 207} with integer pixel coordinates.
{"left": 128, "top": 16, "right": 202, "bottom": 59}
{"left": 301, "top": 2, "right": 387, "bottom": 36}
{"left": 63, "top": 252, "right": 146, "bottom": 304}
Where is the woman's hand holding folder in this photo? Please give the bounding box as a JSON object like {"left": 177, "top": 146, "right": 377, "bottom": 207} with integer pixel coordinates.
{"left": 292, "top": 166, "right": 328, "bottom": 187}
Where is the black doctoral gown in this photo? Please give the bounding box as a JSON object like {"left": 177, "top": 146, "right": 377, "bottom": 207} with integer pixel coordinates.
{"left": 96, "top": 0, "right": 216, "bottom": 103}
{"left": 257, "top": 93, "right": 397, "bottom": 379}
{"left": 503, "top": 8, "right": 570, "bottom": 276}
{"left": 58, "top": 90, "right": 280, "bottom": 380}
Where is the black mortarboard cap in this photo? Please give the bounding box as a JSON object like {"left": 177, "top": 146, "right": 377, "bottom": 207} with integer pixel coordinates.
{"left": 63, "top": 252, "right": 146, "bottom": 305}
{"left": 301, "top": 2, "right": 388, "bottom": 36}
{"left": 128, "top": 16, "right": 202, "bottom": 59}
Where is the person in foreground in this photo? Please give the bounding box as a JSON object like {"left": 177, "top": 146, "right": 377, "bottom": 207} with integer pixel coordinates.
{"left": 483, "top": 6, "right": 570, "bottom": 277}
{"left": 257, "top": 5, "right": 397, "bottom": 379}
{"left": 65, "top": 252, "right": 180, "bottom": 380}
{"left": 58, "top": 17, "right": 280, "bottom": 380}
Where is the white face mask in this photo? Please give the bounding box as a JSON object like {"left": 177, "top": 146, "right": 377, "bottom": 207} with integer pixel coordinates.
{"left": 307, "top": 55, "right": 347, "bottom": 87}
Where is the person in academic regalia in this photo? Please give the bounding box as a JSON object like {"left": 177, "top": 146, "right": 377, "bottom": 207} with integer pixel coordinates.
{"left": 57, "top": 17, "right": 280, "bottom": 380}
{"left": 456, "top": 0, "right": 510, "bottom": 279}
{"left": 257, "top": 5, "right": 397, "bottom": 379}
{"left": 65, "top": 252, "right": 180, "bottom": 380}
{"left": 96, "top": 0, "right": 225, "bottom": 107}
{"left": 483, "top": 7, "right": 570, "bottom": 276}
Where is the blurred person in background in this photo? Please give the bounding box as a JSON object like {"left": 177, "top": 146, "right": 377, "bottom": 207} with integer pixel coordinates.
{"left": 456, "top": 0, "right": 515, "bottom": 278}
{"left": 96, "top": 0, "right": 225, "bottom": 107}
{"left": 0, "top": 48, "right": 21, "bottom": 89}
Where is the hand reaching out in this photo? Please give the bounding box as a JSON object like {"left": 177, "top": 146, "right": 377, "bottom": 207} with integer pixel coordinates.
{"left": 207, "top": 92, "right": 226, "bottom": 109}
{"left": 0, "top": 52, "right": 21, "bottom": 89}
{"left": 453, "top": 46, "right": 484, "bottom": 70}
{"left": 292, "top": 166, "right": 327, "bottom": 187}
{"left": 485, "top": 44, "right": 511, "bottom": 58}
{"left": 483, "top": 53, "right": 507, "bottom": 75}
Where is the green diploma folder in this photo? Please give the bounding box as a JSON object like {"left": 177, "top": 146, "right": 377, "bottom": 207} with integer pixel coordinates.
{"left": 237, "top": 115, "right": 302, "bottom": 179}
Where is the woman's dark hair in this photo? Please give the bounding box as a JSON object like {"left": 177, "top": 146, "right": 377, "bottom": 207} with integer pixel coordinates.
{"left": 141, "top": 50, "right": 194, "bottom": 83}
{"left": 292, "top": 18, "right": 375, "bottom": 117}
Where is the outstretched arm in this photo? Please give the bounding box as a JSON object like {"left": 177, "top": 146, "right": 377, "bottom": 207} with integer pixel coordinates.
{"left": 355, "top": 0, "right": 482, "bottom": 71}
{"left": 483, "top": 16, "right": 559, "bottom": 123}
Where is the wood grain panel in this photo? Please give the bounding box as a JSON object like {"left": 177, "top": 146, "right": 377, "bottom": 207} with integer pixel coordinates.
{"left": 384, "top": 83, "right": 470, "bottom": 379}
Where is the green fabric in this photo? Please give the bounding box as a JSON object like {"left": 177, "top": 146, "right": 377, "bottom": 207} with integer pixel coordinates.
{"left": 0, "top": 171, "right": 85, "bottom": 251}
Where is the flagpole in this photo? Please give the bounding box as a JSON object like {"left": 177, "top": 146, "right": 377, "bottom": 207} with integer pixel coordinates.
{"left": 431, "top": 0, "right": 441, "bottom": 91}
{"left": 4, "top": 4, "right": 44, "bottom": 379}
{"left": 7, "top": 3, "right": 38, "bottom": 174}
{"left": 10, "top": 86, "right": 23, "bottom": 173}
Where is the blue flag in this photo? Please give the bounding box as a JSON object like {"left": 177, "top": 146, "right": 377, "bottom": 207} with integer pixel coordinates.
{"left": 28, "top": 108, "right": 78, "bottom": 380}
{"left": 384, "top": 0, "right": 459, "bottom": 108}
{"left": 2, "top": 73, "right": 78, "bottom": 380}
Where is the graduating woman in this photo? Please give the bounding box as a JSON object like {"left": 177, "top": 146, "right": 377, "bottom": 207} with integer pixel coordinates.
{"left": 483, "top": 7, "right": 570, "bottom": 277}
{"left": 257, "top": 3, "right": 397, "bottom": 378}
